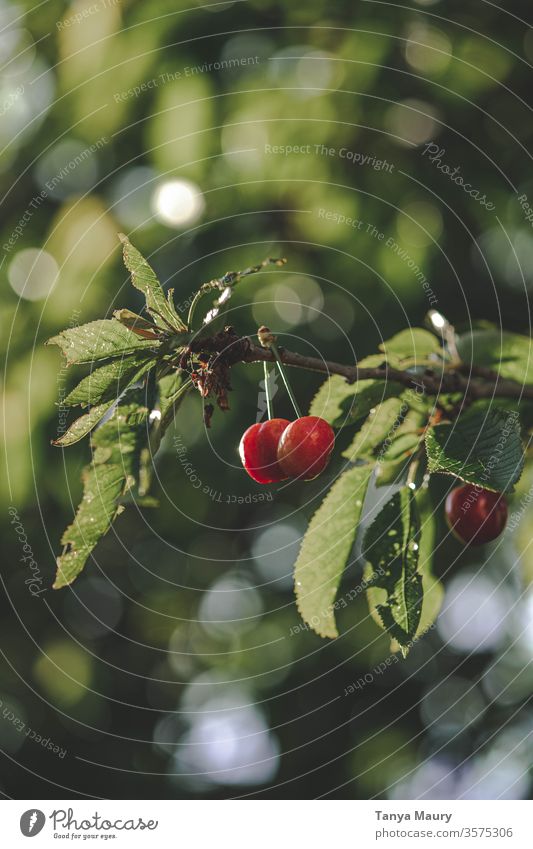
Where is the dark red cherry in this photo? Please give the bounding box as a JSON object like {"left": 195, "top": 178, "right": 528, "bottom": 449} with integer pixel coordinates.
{"left": 239, "top": 418, "right": 291, "bottom": 483}
{"left": 276, "top": 416, "right": 335, "bottom": 481}
{"left": 445, "top": 483, "right": 508, "bottom": 545}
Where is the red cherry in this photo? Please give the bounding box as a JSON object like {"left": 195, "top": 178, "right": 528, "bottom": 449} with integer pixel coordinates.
{"left": 277, "top": 415, "right": 335, "bottom": 481}
{"left": 239, "top": 418, "right": 291, "bottom": 483}
{"left": 445, "top": 483, "right": 508, "bottom": 546}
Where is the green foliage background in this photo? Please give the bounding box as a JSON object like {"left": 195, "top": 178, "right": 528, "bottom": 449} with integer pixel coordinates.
{"left": 1, "top": 0, "right": 533, "bottom": 799}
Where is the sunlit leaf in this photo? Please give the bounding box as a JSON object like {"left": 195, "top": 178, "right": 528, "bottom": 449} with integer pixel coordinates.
{"left": 415, "top": 490, "right": 444, "bottom": 638}
{"left": 342, "top": 397, "right": 406, "bottom": 461}
{"left": 374, "top": 457, "right": 410, "bottom": 486}
{"left": 52, "top": 401, "right": 114, "bottom": 447}
{"left": 63, "top": 354, "right": 154, "bottom": 407}
{"left": 54, "top": 463, "right": 126, "bottom": 588}
{"left": 91, "top": 395, "right": 150, "bottom": 470}
{"left": 457, "top": 329, "right": 533, "bottom": 384}
{"left": 309, "top": 355, "right": 402, "bottom": 427}
{"left": 380, "top": 328, "right": 442, "bottom": 363}
{"left": 119, "top": 233, "right": 186, "bottom": 332}
{"left": 53, "top": 393, "right": 150, "bottom": 588}
{"left": 294, "top": 464, "right": 373, "bottom": 638}
{"left": 113, "top": 309, "right": 160, "bottom": 339}
{"left": 47, "top": 319, "right": 157, "bottom": 365}
{"left": 381, "top": 431, "right": 422, "bottom": 461}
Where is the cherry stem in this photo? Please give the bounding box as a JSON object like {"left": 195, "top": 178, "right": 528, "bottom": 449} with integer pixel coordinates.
{"left": 263, "top": 361, "right": 274, "bottom": 420}
{"left": 406, "top": 458, "right": 419, "bottom": 489}
{"left": 270, "top": 341, "right": 302, "bottom": 418}
{"left": 406, "top": 445, "right": 426, "bottom": 490}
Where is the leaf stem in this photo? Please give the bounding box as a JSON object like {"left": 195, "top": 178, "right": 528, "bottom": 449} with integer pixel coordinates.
{"left": 406, "top": 457, "right": 419, "bottom": 489}
{"left": 406, "top": 444, "right": 427, "bottom": 490}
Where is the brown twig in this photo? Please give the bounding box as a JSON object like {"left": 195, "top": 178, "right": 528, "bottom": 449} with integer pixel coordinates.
{"left": 183, "top": 328, "right": 533, "bottom": 402}
{"left": 242, "top": 341, "right": 533, "bottom": 402}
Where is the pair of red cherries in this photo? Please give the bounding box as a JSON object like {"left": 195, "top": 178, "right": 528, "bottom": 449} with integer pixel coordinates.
{"left": 239, "top": 415, "right": 335, "bottom": 483}
{"left": 240, "top": 416, "right": 509, "bottom": 546}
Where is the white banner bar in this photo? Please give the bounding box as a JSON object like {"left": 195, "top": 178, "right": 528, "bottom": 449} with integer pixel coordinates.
{"left": 1, "top": 800, "right": 532, "bottom": 847}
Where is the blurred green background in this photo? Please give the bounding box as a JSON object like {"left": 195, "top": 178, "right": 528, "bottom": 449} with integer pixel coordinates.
{"left": 1, "top": 0, "right": 533, "bottom": 799}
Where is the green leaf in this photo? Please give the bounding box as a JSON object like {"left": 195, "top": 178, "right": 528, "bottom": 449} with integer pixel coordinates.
{"left": 379, "top": 403, "right": 427, "bottom": 462}
{"left": 457, "top": 329, "right": 533, "bottom": 384}
{"left": 309, "top": 355, "right": 402, "bottom": 427}
{"left": 113, "top": 309, "right": 160, "bottom": 338}
{"left": 375, "top": 458, "right": 410, "bottom": 486}
{"left": 157, "top": 370, "right": 188, "bottom": 421}
{"left": 294, "top": 464, "right": 373, "bottom": 638}
{"left": 380, "top": 328, "right": 442, "bottom": 363}
{"left": 363, "top": 488, "right": 423, "bottom": 656}
{"left": 119, "top": 234, "right": 186, "bottom": 332}
{"left": 415, "top": 491, "right": 444, "bottom": 638}
{"left": 343, "top": 391, "right": 429, "bottom": 468}
{"left": 510, "top": 467, "right": 533, "bottom": 587}
{"left": 387, "top": 493, "right": 443, "bottom": 653}
{"left": 54, "top": 463, "right": 127, "bottom": 588}
{"left": 47, "top": 319, "right": 158, "bottom": 365}
{"left": 53, "top": 548, "right": 95, "bottom": 590}
{"left": 342, "top": 397, "right": 406, "bottom": 460}
{"left": 63, "top": 354, "right": 154, "bottom": 407}
{"left": 354, "top": 400, "right": 428, "bottom": 486}
{"left": 52, "top": 401, "right": 114, "bottom": 447}
{"left": 381, "top": 431, "right": 422, "bottom": 461}
{"left": 54, "top": 392, "right": 151, "bottom": 588}
{"left": 91, "top": 395, "right": 150, "bottom": 470}
{"left": 425, "top": 407, "right": 524, "bottom": 492}
{"left": 395, "top": 404, "right": 429, "bottom": 433}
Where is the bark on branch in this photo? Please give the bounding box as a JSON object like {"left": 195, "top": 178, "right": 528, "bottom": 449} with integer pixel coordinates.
{"left": 241, "top": 341, "right": 533, "bottom": 402}
{"left": 185, "top": 328, "right": 533, "bottom": 402}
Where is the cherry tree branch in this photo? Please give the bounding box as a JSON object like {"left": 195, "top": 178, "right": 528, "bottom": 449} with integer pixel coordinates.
{"left": 241, "top": 341, "right": 533, "bottom": 402}
{"left": 184, "top": 328, "right": 533, "bottom": 403}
